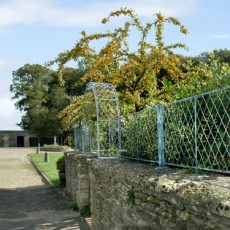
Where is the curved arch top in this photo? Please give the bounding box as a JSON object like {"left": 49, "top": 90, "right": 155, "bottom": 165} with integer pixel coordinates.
{"left": 84, "top": 82, "right": 120, "bottom": 121}
{"left": 81, "top": 82, "right": 121, "bottom": 157}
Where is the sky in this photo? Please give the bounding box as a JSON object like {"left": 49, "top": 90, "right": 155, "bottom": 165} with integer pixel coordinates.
{"left": 0, "top": 0, "right": 229, "bottom": 130}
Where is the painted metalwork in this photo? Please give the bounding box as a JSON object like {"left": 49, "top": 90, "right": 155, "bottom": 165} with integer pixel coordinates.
{"left": 74, "top": 83, "right": 229, "bottom": 173}
{"left": 164, "top": 86, "right": 230, "bottom": 173}
{"left": 75, "top": 82, "right": 121, "bottom": 157}
{"left": 121, "top": 107, "right": 158, "bottom": 163}
{"left": 121, "top": 86, "right": 229, "bottom": 173}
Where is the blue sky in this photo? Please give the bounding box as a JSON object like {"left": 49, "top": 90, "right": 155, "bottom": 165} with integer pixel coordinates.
{"left": 0, "top": 0, "right": 229, "bottom": 130}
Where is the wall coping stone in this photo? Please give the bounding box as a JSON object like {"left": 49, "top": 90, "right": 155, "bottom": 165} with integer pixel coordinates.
{"left": 64, "top": 151, "right": 97, "bottom": 158}
{"left": 89, "top": 158, "right": 230, "bottom": 220}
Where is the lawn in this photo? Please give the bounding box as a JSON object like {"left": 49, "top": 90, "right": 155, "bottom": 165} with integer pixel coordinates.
{"left": 30, "top": 152, "right": 64, "bottom": 187}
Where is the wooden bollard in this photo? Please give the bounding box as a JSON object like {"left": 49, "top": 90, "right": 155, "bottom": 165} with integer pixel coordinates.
{"left": 44, "top": 152, "right": 49, "bottom": 162}
{"left": 36, "top": 143, "right": 40, "bottom": 154}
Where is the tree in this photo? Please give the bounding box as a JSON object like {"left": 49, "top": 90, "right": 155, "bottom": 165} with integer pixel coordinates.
{"left": 61, "top": 67, "right": 87, "bottom": 96}
{"left": 161, "top": 49, "right": 230, "bottom": 100}
{"left": 49, "top": 8, "right": 192, "bottom": 130}
{"left": 10, "top": 64, "right": 71, "bottom": 140}
{"left": 10, "top": 64, "right": 51, "bottom": 112}
{"left": 213, "top": 49, "right": 230, "bottom": 65}
{"left": 191, "top": 49, "right": 230, "bottom": 66}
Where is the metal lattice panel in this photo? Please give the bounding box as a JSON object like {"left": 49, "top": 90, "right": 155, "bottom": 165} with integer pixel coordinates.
{"left": 79, "top": 82, "right": 121, "bottom": 157}
{"left": 121, "top": 107, "right": 158, "bottom": 162}
{"left": 74, "top": 82, "right": 229, "bottom": 173}
{"left": 196, "top": 88, "right": 230, "bottom": 171}
{"left": 164, "top": 99, "right": 196, "bottom": 167}
{"left": 74, "top": 123, "right": 96, "bottom": 153}
{"left": 120, "top": 86, "right": 229, "bottom": 173}
{"left": 164, "top": 87, "right": 230, "bottom": 172}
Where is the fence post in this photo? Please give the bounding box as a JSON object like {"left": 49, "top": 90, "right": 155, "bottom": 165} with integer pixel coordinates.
{"left": 135, "top": 113, "right": 139, "bottom": 158}
{"left": 74, "top": 128, "right": 77, "bottom": 151}
{"left": 118, "top": 117, "right": 122, "bottom": 158}
{"left": 194, "top": 96, "right": 198, "bottom": 175}
{"left": 82, "top": 128, "right": 85, "bottom": 153}
{"left": 108, "top": 120, "right": 111, "bottom": 154}
{"left": 156, "top": 104, "right": 165, "bottom": 169}
{"left": 89, "top": 126, "right": 92, "bottom": 153}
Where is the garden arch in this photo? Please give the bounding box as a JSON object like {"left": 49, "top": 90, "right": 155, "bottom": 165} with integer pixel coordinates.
{"left": 81, "top": 82, "right": 121, "bottom": 157}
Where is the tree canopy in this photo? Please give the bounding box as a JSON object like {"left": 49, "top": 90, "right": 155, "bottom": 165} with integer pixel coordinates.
{"left": 12, "top": 8, "right": 230, "bottom": 142}
{"left": 49, "top": 8, "right": 194, "bottom": 129}
{"left": 191, "top": 48, "right": 230, "bottom": 66}
{"left": 49, "top": 8, "right": 230, "bottom": 131}
{"left": 10, "top": 64, "right": 71, "bottom": 138}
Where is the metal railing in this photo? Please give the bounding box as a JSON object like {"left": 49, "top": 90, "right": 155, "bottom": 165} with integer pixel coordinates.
{"left": 121, "top": 86, "right": 230, "bottom": 173}
{"left": 74, "top": 86, "right": 230, "bottom": 173}
{"left": 163, "top": 87, "right": 229, "bottom": 172}
{"left": 121, "top": 107, "right": 158, "bottom": 163}
{"left": 74, "top": 124, "right": 96, "bottom": 153}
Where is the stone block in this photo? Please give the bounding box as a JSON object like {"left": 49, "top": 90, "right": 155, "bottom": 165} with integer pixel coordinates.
{"left": 66, "top": 154, "right": 230, "bottom": 230}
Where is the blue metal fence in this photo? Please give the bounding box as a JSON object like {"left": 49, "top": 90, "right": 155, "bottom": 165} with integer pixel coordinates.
{"left": 121, "top": 86, "right": 230, "bottom": 173}
{"left": 75, "top": 86, "right": 230, "bottom": 173}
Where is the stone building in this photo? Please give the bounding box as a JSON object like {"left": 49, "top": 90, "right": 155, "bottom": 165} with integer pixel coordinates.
{"left": 0, "top": 130, "right": 58, "bottom": 147}
{"left": 0, "top": 130, "right": 37, "bottom": 147}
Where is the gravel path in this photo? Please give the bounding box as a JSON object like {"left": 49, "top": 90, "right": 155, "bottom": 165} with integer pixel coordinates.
{"left": 0, "top": 147, "right": 88, "bottom": 230}
{"left": 0, "top": 147, "right": 44, "bottom": 188}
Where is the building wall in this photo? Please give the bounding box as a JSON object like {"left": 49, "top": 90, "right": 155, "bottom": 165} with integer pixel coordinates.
{"left": 0, "top": 130, "right": 35, "bottom": 147}
{"left": 0, "top": 130, "right": 57, "bottom": 147}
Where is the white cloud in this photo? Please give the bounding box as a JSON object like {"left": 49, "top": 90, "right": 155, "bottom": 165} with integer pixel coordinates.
{"left": 0, "top": 58, "right": 26, "bottom": 79}
{"left": 0, "top": 59, "right": 14, "bottom": 73}
{"left": 0, "top": 82, "right": 22, "bottom": 130}
{"left": 0, "top": 59, "right": 8, "bottom": 70}
{"left": 0, "top": 27, "right": 18, "bottom": 34}
{"left": 192, "top": 34, "right": 230, "bottom": 41}
{"left": 0, "top": 0, "right": 200, "bottom": 29}
{"left": 123, "top": 0, "right": 199, "bottom": 17}
{"left": 0, "top": 58, "right": 26, "bottom": 130}
{"left": 212, "top": 34, "right": 230, "bottom": 39}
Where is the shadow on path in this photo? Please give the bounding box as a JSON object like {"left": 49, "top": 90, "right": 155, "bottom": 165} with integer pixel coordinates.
{"left": 0, "top": 185, "right": 88, "bottom": 230}
{"left": 0, "top": 148, "right": 89, "bottom": 229}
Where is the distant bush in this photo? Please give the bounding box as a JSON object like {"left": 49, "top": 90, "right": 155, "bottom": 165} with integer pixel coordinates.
{"left": 41, "top": 145, "right": 71, "bottom": 152}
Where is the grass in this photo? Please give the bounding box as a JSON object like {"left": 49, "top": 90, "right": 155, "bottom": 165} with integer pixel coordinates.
{"left": 30, "top": 152, "right": 64, "bottom": 187}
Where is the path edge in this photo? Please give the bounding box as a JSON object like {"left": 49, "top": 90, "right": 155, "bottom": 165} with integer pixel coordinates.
{"left": 30, "top": 160, "right": 55, "bottom": 188}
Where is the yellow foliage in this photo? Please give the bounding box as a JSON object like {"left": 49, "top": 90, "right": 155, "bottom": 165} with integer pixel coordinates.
{"left": 48, "top": 7, "right": 192, "bottom": 128}
{"left": 180, "top": 26, "right": 189, "bottom": 34}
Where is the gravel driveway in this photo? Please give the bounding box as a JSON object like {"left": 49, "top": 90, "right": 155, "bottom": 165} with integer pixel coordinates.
{"left": 0, "top": 147, "right": 88, "bottom": 230}
{"left": 0, "top": 147, "right": 44, "bottom": 188}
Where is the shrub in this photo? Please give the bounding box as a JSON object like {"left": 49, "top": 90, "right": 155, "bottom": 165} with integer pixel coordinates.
{"left": 69, "top": 201, "right": 79, "bottom": 211}
{"left": 56, "top": 156, "right": 65, "bottom": 172}
{"left": 80, "top": 205, "right": 91, "bottom": 217}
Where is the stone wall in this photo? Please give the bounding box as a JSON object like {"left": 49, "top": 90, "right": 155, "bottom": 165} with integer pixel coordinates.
{"left": 65, "top": 153, "right": 230, "bottom": 230}
{"left": 89, "top": 159, "right": 230, "bottom": 230}
{"left": 65, "top": 151, "right": 97, "bottom": 210}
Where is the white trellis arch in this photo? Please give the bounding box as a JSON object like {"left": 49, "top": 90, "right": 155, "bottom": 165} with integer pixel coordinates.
{"left": 79, "top": 82, "right": 121, "bottom": 157}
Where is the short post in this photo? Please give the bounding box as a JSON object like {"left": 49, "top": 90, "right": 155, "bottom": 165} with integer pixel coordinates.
{"left": 44, "top": 152, "right": 49, "bottom": 162}
{"left": 156, "top": 104, "right": 165, "bottom": 169}
{"left": 36, "top": 143, "right": 40, "bottom": 154}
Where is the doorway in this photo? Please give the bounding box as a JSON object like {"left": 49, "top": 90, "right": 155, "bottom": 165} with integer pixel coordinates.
{"left": 17, "top": 136, "right": 24, "bottom": 147}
